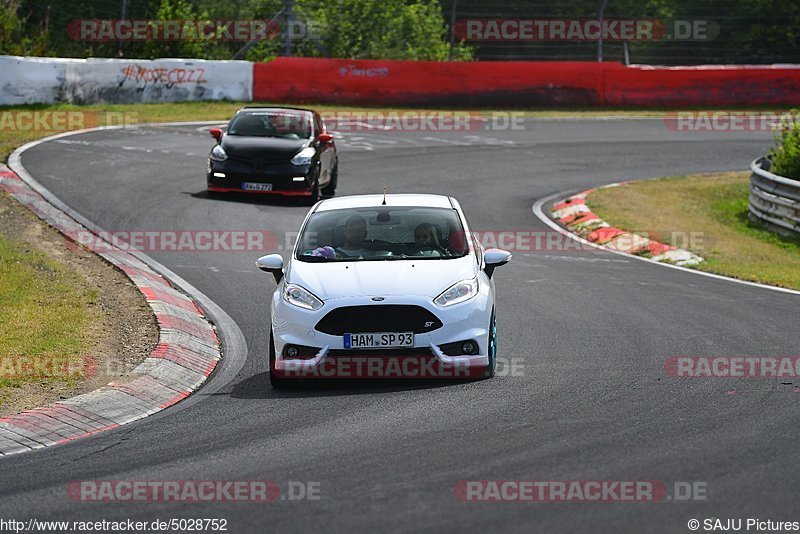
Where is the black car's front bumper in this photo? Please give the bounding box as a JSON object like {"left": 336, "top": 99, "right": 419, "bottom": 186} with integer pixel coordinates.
{"left": 207, "top": 158, "right": 314, "bottom": 195}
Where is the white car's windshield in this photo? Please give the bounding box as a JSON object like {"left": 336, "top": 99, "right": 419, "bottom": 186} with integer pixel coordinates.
{"left": 295, "top": 207, "right": 470, "bottom": 261}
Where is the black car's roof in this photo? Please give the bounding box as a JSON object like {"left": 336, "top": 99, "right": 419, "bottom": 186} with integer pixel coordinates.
{"left": 235, "top": 106, "right": 315, "bottom": 115}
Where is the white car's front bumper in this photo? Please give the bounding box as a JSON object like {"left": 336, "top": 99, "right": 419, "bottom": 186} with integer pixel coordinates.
{"left": 270, "top": 289, "right": 493, "bottom": 379}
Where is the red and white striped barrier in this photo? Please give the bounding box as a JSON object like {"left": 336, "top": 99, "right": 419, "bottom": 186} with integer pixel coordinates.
{"left": 551, "top": 183, "right": 704, "bottom": 266}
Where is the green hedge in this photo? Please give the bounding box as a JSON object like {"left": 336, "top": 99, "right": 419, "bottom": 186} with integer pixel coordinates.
{"left": 769, "top": 111, "right": 800, "bottom": 181}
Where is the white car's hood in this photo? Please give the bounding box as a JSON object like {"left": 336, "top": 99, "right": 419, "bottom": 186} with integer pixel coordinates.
{"left": 287, "top": 255, "right": 477, "bottom": 300}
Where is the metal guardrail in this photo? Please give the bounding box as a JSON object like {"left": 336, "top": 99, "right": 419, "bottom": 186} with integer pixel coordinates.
{"left": 749, "top": 157, "right": 800, "bottom": 235}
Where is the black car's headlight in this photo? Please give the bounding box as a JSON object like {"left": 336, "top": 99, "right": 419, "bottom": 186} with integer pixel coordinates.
{"left": 290, "top": 147, "right": 315, "bottom": 166}
{"left": 210, "top": 145, "right": 228, "bottom": 161}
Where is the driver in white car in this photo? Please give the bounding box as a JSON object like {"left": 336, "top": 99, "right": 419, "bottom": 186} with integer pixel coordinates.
{"left": 336, "top": 215, "right": 371, "bottom": 257}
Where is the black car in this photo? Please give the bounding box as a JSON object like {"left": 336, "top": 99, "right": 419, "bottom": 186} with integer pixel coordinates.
{"left": 206, "top": 107, "right": 338, "bottom": 203}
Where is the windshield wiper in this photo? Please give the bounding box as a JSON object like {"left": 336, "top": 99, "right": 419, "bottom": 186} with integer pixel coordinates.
{"left": 297, "top": 255, "right": 334, "bottom": 262}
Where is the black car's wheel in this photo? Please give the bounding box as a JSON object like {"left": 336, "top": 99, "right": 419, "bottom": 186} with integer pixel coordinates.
{"left": 305, "top": 166, "right": 322, "bottom": 205}
{"left": 321, "top": 161, "right": 338, "bottom": 197}
{"left": 482, "top": 309, "right": 497, "bottom": 379}
{"left": 306, "top": 181, "right": 321, "bottom": 205}
{"left": 269, "top": 330, "right": 289, "bottom": 388}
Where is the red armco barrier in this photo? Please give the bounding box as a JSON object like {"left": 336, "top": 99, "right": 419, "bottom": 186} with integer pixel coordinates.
{"left": 254, "top": 58, "right": 616, "bottom": 106}
{"left": 603, "top": 64, "right": 800, "bottom": 106}
{"left": 253, "top": 58, "right": 800, "bottom": 107}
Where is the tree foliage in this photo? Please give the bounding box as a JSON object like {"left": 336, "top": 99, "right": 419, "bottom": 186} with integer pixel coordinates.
{"left": 292, "top": 0, "right": 470, "bottom": 60}
{"left": 0, "top": 0, "right": 48, "bottom": 55}
{"left": 2, "top": 0, "right": 471, "bottom": 60}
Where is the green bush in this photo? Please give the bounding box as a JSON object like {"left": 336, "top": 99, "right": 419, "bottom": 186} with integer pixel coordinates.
{"left": 0, "top": 1, "right": 49, "bottom": 56}
{"left": 769, "top": 110, "right": 800, "bottom": 181}
{"left": 142, "top": 0, "right": 224, "bottom": 60}
{"left": 289, "top": 0, "right": 472, "bottom": 61}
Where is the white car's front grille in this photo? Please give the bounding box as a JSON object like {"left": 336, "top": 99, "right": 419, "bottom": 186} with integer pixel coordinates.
{"left": 314, "top": 305, "right": 443, "bottom": 336}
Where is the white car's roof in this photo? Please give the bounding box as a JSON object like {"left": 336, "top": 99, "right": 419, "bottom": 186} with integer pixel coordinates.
{"left": 315, "top": 194, "right": 454, "bottom": 212}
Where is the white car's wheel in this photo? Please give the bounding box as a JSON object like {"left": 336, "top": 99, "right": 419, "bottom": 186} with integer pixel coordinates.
{"left": 483, "top": 310, "right": 497, "bottom": 379}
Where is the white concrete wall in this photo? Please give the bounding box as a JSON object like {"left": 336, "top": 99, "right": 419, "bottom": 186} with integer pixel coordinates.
{"left": 0, "top": 56, "right": 253, "bottom": 105}
{"left": 0, "top": 57, "right": 73, "bottom": 105}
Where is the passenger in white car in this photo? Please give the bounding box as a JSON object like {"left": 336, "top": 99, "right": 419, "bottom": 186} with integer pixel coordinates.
{"left": 414, "top": 223, "right": 449, "bottom": 256}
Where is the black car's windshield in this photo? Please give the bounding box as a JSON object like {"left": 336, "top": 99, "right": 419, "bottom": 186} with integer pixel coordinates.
{"left": 295, "top": 207, "right": 470, "bottom": 262}
{"left": 228, "top": 111, "right": 312, "bottom": 139}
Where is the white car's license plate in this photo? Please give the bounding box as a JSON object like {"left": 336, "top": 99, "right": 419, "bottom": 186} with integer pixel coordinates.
{"left": 344, "top": 332, "right": 414, "bottom": 349}
{"left": 242, "top": 182, "right": 272, "bottom": 191}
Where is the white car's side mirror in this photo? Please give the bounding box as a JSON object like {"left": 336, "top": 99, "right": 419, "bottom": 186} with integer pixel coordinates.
{"left": 256, "top": 254, "right": 284, "bottom": 283}
{"left": 484, "top": 248, "right": 511, "bottom": 278}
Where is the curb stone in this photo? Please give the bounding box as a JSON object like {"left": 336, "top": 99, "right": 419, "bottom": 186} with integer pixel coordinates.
{"left": 551, "top": 183, "right": 704, "bottom": 267}
{"left": 0, "top": 163, "right": 222, "bottom": 456}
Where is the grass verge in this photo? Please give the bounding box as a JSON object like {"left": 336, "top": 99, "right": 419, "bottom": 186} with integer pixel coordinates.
{"left": 0, "top": 186, "right": 157, "bottom": 415}
{"left": 589, "top": 172, "right": 800, "bottom": 291}
{"left": 0, "top": 231, "right": 97, "bottom": 390}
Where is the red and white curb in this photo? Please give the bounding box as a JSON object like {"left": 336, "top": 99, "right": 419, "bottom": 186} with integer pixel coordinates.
{"left": 551, "top": 183, "right": 704, "bottom": 267}
{"left": 0, "top": 164, "right": 221, "bottom": 456}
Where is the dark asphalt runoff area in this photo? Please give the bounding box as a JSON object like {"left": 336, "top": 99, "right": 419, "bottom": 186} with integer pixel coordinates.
{"left": 1, "top": 118, "right": 797, "bottom": 533}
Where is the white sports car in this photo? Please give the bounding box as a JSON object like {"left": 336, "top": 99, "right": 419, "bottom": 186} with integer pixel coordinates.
{"left": 256, "top": 194, "right": 511, "bottom": 387}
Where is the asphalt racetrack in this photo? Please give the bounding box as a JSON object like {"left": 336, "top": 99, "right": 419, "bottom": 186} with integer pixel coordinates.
{"left": 1, "top": 118, "right": 796, "bottom": 533}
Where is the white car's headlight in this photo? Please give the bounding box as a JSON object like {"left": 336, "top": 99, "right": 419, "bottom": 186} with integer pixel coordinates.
{"left": 290, "top": 147, "right": 316, "bottom": 166}
{"left": 210, "top": 145, "right": 227, "bottom": 161}
{"left": 434, "top": 277, "right": 479, "bottom": 307}
{"left": 283, "top": 283, "right": 323, "bottom": 310}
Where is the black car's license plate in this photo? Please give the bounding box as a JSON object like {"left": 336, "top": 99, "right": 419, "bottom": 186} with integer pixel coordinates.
{"left": 242, "top": 182, "right": 273, "bottom": 191}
